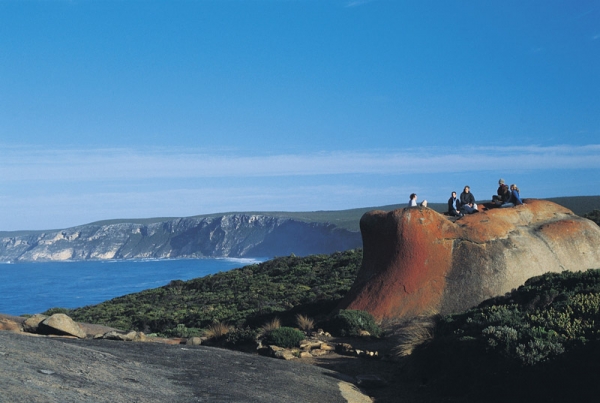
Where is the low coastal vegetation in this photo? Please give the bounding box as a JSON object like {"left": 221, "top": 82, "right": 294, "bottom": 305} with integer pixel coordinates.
{"left": 403, "top": 268, "right": 600, "bottom": 401}
{"left": 55, "top": 249, "right": 363, "bottom": 338}
{"left": 427, "top": 269, "right": 600, "bottom": 366}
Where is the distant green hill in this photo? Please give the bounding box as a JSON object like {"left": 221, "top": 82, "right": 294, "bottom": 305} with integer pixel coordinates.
{"left": 93, "top": 195, "right": 600, "bottom": 232}
{"left": 544, "top": 195, "right": 600, "bottom": 216}
{"left": 2, "top": 196, "right": 598, "bottom": 237}
{"left": 88, "top": 195, "right": 600, "bottom": 232}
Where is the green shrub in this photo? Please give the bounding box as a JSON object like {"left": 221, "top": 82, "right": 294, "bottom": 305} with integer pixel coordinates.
{"left": 225, "top": 326, "right": 258, "bottom": 346}
{"left": 330, "top": 309, "right": 382, "bottom": 337}
{"left": 264, "top": 326, "right": 305, "bottom": 348}
{"left": 164, "top": 323, "right": 202, "bottom": 338}
{"left": 425, "top": 269, "right": 600, "bottom": 366}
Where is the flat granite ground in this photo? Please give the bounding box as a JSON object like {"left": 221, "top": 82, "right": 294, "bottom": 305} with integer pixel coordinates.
{"left": 0, "top": 331, "right": 376, "bottom": 403}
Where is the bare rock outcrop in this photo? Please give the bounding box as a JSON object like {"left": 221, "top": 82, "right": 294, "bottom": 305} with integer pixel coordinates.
{"left": 22, "top": 313, "right": 47, "bottom": 333}
{"left": 101, "top": 329, "right": 147, "bottom": 342}
{"left": 338, "top": 199, "right": 600, "bottom": 321}
{"left": 38, "top": 313, "right": 87, "bottom": 338}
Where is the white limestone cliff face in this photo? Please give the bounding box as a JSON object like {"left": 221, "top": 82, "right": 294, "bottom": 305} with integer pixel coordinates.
{"left": 0, "top": 214, "right": 361, "bottom": 262}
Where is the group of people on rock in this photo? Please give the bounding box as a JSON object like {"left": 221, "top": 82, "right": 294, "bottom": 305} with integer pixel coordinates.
{"left": 407, "top": 178, "right": 524, "bottom": 218}
{"left": 447, "top": 185, "right": 478, "bottom": 218}
{"left": 492, "top": 178, "right": 523, "bottom": 208}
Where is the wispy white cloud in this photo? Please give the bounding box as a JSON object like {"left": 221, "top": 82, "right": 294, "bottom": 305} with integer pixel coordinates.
{"left": 1, "top": 144, "right": 599, "bottom": 230}
{"left": 1, "top": 145, "right": 599, "bottom": 183}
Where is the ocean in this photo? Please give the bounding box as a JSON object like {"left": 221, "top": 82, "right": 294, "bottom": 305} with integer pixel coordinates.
{"left": 0, "top": 258, "right": 264, "bottom": 316}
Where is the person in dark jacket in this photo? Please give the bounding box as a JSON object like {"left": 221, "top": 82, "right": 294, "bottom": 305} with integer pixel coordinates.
{"left": 448, "top": 191, "right": 463, "bottom": 217}
{"left": 493, "top": 178, "right": 511, "bottom": 207}
{"left": 459, "top": 186, "right": 477, "bottom": 214}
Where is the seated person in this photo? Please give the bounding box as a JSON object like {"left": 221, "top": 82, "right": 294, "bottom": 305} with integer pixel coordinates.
{"left": 447, "top": 191, "right": 463, "bottom": 217}
{"left": 408, "top": 193, "right": 418, "bottom": 207}
{"left": 493, "top": 178, "right": 511, "bottom": 207}
{"left": 408, "top": 193, "right": 428, "bottom": 207}
{"left": 501, "top": 184, "right": 523, "bottom": 208}
{"left": 459, "top": 185, "right": 477, "bottom": 214}
{"left": 511, "top": 184, "right": 523, "bottom": 205}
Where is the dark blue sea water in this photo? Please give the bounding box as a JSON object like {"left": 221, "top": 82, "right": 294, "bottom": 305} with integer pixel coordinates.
{"left": 0, "top": 258, "right": 264, "bottom": 316}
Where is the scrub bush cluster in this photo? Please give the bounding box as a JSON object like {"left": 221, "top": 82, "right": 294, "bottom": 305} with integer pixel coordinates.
{"left": 329, "top": 309, "right": 382, "bottom": 337}
{"left": 430, "top": 269, "right": 600, "bottom": 366}
{"left": 60, "top": 249, "right": 363, "bottom": 337}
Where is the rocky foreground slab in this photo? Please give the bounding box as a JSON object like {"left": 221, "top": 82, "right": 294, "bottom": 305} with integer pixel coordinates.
{"left": 0, "top": 327, "right": 373, "bottom": 403}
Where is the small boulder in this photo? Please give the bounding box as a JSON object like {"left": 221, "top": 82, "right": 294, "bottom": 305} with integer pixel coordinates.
{"left": 102, "top": 330, "right": 146, "bottom": 342}
{"left": 267, "top": 345, "right": 287, "bottom": 358}
{"left": 79, "top": 322, "right": 120, "bottom": 338}
{"left": 122, "top": 331, "right": 144, "bottom": 341}
{"left": 320, "top": 343, "right": 335, "bottom": 351}
{"left": 22, "top": 314, "right": 48, "bottom": 333}
{"left": 38, "top": 314, "right": 86, "bottom": 339}
{"left": 336, "top": 343, "right": 356, "bottom": 356}
{"left": 311, "top": 349, "right": 328, "bottom": 357}
{"left": 274, "top": 350, "right": 296, "bottom": 360}
{"left": 186, "top": 337, "right": 202, "bottom": 346}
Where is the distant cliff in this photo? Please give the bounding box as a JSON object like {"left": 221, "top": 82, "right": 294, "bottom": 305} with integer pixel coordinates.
{"left": 0, "top": 214, "right": 361, "bottom": 262}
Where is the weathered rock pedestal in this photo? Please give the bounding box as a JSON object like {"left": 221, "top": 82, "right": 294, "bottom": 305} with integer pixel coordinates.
{"left": 338, "top": 199, "right": 600, "bottom": 321}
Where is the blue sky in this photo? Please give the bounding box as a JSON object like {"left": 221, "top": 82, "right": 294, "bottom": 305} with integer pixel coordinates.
{"left": 1, "top": 0, "right": 599, "bottom": 231}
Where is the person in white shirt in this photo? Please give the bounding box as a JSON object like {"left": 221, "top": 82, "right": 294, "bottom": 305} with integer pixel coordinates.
{"left": 408, "top": 193, "right": 427, "bottom": 207}
{"left": 408, "top": 193, "right": 418, "bottom": 207}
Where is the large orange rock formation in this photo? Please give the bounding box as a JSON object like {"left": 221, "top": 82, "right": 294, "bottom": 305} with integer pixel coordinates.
{"left": 338, "top": 200, "right": 600, "bottom": 321}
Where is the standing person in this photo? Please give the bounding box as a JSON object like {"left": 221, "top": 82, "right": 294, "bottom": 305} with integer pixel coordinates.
{"left": 459, "top": 186, "right": 477, "bottom": 214}
{"left": 448, "top": 191, "right": 463, "bottom": 217}
{"left": 408, "top": 193, "right": 418, "bottom": 207}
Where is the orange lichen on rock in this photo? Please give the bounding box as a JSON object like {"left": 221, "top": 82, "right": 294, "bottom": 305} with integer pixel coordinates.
{"left": 340, "top": 207, "right": 459, "bottom": 320}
